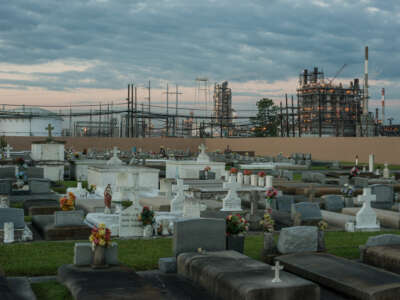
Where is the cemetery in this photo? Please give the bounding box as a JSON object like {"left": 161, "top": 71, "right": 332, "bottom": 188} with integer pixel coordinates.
{"left": 2, "top": 129, "right": 400, "bottom": 299}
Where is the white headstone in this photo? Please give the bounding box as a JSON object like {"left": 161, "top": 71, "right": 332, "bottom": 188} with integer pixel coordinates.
{"left": 5, "top": 144, "right": 13, "bottom": 159}
{"left": 369, "top": 154, "right": 374, "bottom": 173}
{"left": 183, "top": 191, "right": 200, "bottom": 218}
{"left": 196, "top": 143, "right": 210, "bottom": 163}
{"left": 383, "top": 163, "right": 390, "bottom": 179}
{"left": 171, "top": 179, "right": 189, "bottom": 214}
{"left": 224, "top": 171, "right": 230, "bottom": 182}
{"left": 271, "top": 261, "right": 283, "bottom": 283}
{"left": 266, "top": 176, "right": 273, "bottom": 189}
{"left": 3, "top": 222, "right": 14, "bottom": 243}
{"left": 258, "top": 176, "right": 265, "bottom": 187}
{"left": 221, "top": 181, "right": 243, "bottom": 212}
{"left": 118, "top": 202, "right": 143, "bottom": 237}
{"left": 345, "top": 222, "right": 355, "bottom": 232}
{"left": 355, "top": 188, "right": 380, "bottom": 232}
{"left": 106, "top": 147, "right": 123, "bottom": 166}
{"left": 0, "top": 196, "right": 9, "bottom": 208}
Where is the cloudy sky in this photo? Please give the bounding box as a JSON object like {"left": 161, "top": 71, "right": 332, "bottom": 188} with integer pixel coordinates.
{"left": 0, "top": 0, "right": 399, "bottom": 121}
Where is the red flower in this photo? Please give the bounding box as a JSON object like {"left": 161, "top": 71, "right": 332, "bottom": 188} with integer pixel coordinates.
{"left": 243, "top": 170, "right": 252, "bottom": 176}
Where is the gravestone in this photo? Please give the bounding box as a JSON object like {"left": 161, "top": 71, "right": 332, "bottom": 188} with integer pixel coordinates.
{"left": 0, "top": 208, "right": 24, "bottom": 229}
{"left": 199, "top": 170, "right": 216, "bottom": 180}
{"left": 322, "top": 195, "right": 344, "bottom": 212}
{"left": 271, "top": 195, "right": 294, "bottom": 213}
{"left": 354, "top": 177, "right": 368, "bottom": 188}
{"left": 221, "top": 181, "right": 242, "bottom": 212}
{"left": 3, "top": 222, "right": 14, "bottom": 243}
{"left": 370, "top": 184, "right": 394, "bottom": 210}
{"left": 277, "top": 226, "right": 318, "bottom": 254}
{"left": 291, "top": 202, "right": 322, "bottom": 224}
{"left": 283, "top": 170, "right": 294, "bottom": 181}
{"left": 339, "top": 176, "right": 349, "bottom": 186}
{"left": 29, "top": 178, "right": 51, "bottom": 194}
{"left": 173, "top": 218, "right": 225, "bottom": 256}
{"left": 0, "top": 180, "right": 11, "bottom": 194}
{"left": 54, "top": 210, "right": 85, "bottom": 227}
{"left": 369, "top": 153, "right": 374, "bottom": 172}
{"left": 0, "top": 167, "right": 16, "bottom": 178}
{"left": 383, "top": 163, "right": 390, "bottom": 179}
{"left": 171, "top": 179, "right": 188, "bottom": 214}
{"left": 356, "top": 188, "right": 380, "bottom": 232}
{"left": 119, "top": 202, "right": 143, "bottom": 237}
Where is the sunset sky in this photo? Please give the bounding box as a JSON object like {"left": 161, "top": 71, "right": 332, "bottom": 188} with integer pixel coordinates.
{"left": 1, "top": 0, "right": 399, "bottom": 121}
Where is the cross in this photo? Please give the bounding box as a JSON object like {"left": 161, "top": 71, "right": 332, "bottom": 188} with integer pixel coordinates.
{"left": 112, "top": 146, "right": 120, "bottom": 158}
{"left": 5, "top": 144, "right": 13, "bottom": 158}
{"left": 46, "top": 124, "right": 54, "bottom": 139}
{"left": 198, "top": 143, "right": 207, "bottom": 154}
{"left": 271, "top": 261, "right": 284, "bottom": 283}
{"left": 357, "top": 187, "right": 376, "bottom": 205}
{"left": 223, "top": 181, "right": 242, "bottom": 198}
{"left": 172, "top": 179, "right": 189, "bottom": 194}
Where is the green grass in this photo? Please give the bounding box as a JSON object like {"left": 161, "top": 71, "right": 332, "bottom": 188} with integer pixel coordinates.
{"left": 10, "top": 202, "right": 23, "bottom": 209}
{"left": 1, "top": 231, "right": 400, "bottom": 277}
{"left": 31, "top": 281, "right": 73, "bottom": 300}
{"left": 24, "top": 216, "right": 32, "bottom": 222}
{"left": 293, "top": 173, "right": 302, "bottom": 181}
{"left": 340, "top": 161, "right": 400, "bottom": 170}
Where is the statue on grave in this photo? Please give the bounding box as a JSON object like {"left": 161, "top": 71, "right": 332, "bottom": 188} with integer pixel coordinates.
{"left": 104, "top": 184, "right": 112, "bottom": 214}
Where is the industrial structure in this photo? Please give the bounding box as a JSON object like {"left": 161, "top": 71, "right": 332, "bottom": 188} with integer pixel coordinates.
{"left": 0, "top": 106, "right": 63, "bottom": 136}
{"left": 213, "top": 81, "right": 233, "bottom": 136}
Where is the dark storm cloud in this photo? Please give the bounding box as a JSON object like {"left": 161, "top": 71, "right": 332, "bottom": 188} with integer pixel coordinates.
{"left": 0, "top": 0, "right": 399, "bottom": 97}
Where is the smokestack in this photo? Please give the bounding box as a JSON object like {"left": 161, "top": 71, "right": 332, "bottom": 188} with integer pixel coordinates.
{"left": 381, "top": 88, "right": 385, "bottom": 126}
{"left": 363, "top": 46, "right": 369, "bottom": 115}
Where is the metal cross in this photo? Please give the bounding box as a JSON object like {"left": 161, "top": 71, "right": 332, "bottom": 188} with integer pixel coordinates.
{"left": 271, "top": 261, "right": 284, "bottom": 283}
{"left": 46, "top": 124, "right": 54, "bottom": 139}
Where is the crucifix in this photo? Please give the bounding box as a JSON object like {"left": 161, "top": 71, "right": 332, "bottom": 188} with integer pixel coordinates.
{"left": 271, "top": 261, "right": 284, "bottom": 283}
{"left": 46, "top": 124, "right": 54, "bottom": 140}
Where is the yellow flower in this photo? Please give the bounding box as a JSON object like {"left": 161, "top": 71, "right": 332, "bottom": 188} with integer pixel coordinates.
{"left": 98, "top": 229, "right": 105, "bottom": 236}
{"left": 99, "top": 224, "right": 105, "bottom": 229}
{"left": 99, "top": 239, "right": 106, "bottom": 246}
{"left": 89, "top": 235, "right": 94, "bottom": 242}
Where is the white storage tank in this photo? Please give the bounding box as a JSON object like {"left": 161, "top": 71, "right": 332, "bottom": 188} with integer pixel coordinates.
{"left": 0, "top": 107, "right": 63, "bottom": 136}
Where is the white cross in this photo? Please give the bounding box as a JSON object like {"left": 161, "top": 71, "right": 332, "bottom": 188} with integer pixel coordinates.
{"left": 5, "top": 144, "right": 13, "bottom": 158}
{"left": 198, "top": 143, "right": 207, "bottom": 153}
{"left": 112, "top": 146, "right": 120, "bottom": 158}
{"left": 172, "top": 179, "right": 189, "bottom": 194}
{"left": 357, "top": 187, "right": 376, "bottom": 205}
{"left": 271, "top": 261, "right": 284, "bottom": 283}
{"left": 223, "top": 181, "right": 242, "bottom": 195}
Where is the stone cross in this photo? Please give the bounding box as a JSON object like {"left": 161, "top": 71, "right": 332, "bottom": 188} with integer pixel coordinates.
{"left": 46, "top": 123, "right": 54, "bottom": 139}
{"left": 383, "top": 163, "right": 390, "bottom": 179}
{"left": 357, "top": 188, "right": 376, "bottom": 205}
{"left": 5, "top": 144, "right": 12, "bottom": 159}
{"left": 198, "top": 143, "right": 207, "bottom": 154}
{"left": 271, "top": 261, "right": 284, "bottom": 283}
{"left": 356, "top": 188, "right": 379, "bottom": 231}
{"left": 171, "top": 179, "right": 189, "bottom": 214}
{"left": 221, "top": 181, "right": 243, "bottom": 212}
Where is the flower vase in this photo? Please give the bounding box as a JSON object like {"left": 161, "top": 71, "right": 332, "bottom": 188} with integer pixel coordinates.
{"left": 317, "top": 230, "right": 326, "bottom": 252}
{"left": 143, "top": 224, "right": 153, "bottom": 238}
{"left": 92, "top": 245, "right": 108, "bottom": 269}
{"left": 226, "top": 235, "right": 245, "bottom": 253}
{"left": 263, "top": 232, "right": 276, "bottom": 255}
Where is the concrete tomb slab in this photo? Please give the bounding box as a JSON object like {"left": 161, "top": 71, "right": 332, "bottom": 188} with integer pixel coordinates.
{"left": 277, "top": 252, "right": 400, "bottom": 300}
{"left": 177, "top": 250, "right": 319, "bottom": 300}
{"left": 277, "top": 226, "right": 318, "bottom": 254}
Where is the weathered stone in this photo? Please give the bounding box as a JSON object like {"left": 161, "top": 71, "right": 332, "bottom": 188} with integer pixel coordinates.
{"left": 291, "top": 202, "right": 322, "bottom": 224}
{"left": 28, "top": 179, "right": 51, "bottom": 194}
{"left": 23, "top": 199, "right": 60, "bottom": 216}
{"left": 178, "top": 250, "right": 319, "bottom": 300}
{"left": 363, "top": 245, "right": 400, "bottom": 275}
{"left": 277, "top": 252, "right": 400, "bottom": 300}
{"left": 74, "top": 242, "right": 119, "bottom": 266}
{"left": 321, "top": 210, "right": 355, "bottom": 229}
{"left": 58, "top": 264, "right": 162, "bottom": 300}
{"left": 322, "top": 195, "right": 344, "bottom": 212}
{"left": 159, "top": 257, "right": 177, "bottom": 273}
{"left": 342, "top": 207, "right": 400, "bottom": 229}
{"left": 277, "top": 226, "right": 318, "bottom": 254}
{"left": 173, "top": 218, "right": 225, "bottom": 256}
{"left": 365, "top": 234, "right": 400, "bottom": 248}
{"left": 0, "top": 208, "right": 24, "bottom": 229}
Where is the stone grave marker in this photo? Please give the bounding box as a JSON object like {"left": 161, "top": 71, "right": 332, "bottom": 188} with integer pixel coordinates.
{"left": 383, "top": 163, "right": 390, "bottom": 179}
{"left": 322, "top": 194, "right": 344, "bottom": 212}
{"left": 354, "top": 177, "right": 368, "bottom": 188}
{"left": 54, "top": 210, "right": 85, "bottom": 227}
{"left": 3, "top": 222, "right": 14, "bottom": 243}
{"left": 221, "top": 181, "right": 243, "bottom": 212}
{"left": 369, "top": 153, "right": 374, "bottom": 172}
{"left": 118, "top": 202, "right": 143, "bottom": 237}
{"left": 277, "top": 226, "right": 318, "bottom": 254}
{"left": 29, "top": 178, "right": 51, "bottom": 194}
{"left": 355, "top": 188, "right": 380, "bottom": 231}
{"left": 171, "top": 179, "right": 189, "bottom": 214}
{"left": 370, "top": 184, "right": 394, "bottom": 210}
{"left": 0, "top": 208, "right": 24, "bottom": 229}
{"left": 173, "top": 218, "right": 225, "bottom": 256}
{"left": 25, "top": 167, "right": 44, "bottom": 179}
{"left": 0, "top": 179, "right": 12, "bottom": 194}
{"left": 0, "top": 196, "right": 9, "bottom": 208}
{"left": 0, "top": 167, "right": 16, "bottom": 178}
{"left": 271, "top": 195, "right": 294, "bottom": 213}
{"left": 291, "top": 202, "right": 322, "bottom": 224}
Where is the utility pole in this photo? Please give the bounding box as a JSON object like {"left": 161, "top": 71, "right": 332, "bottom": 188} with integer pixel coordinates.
{"left": 285, "top": 94, "right": 289, "bottom": 137}
{"left": 99, "top": 103, "right": 102, "bottom": 137}
{"left": 69, "top": 104, "right": 72, "bottom": 136}
{"left": 146, "top": 80, "right": 151, "bottom": 137}
{"left": 141, "top": 103, "right": 145, "bottom": 137}
{"left": 291, "top": 95, "right": 295, "bottom": 137}
{"left": 127, "top": 84, "right": 130, "bottom": 137}
{"left": 163, "top": 84, "right": 183, "bottom": 137}
{"left": 135, "top": 86, "right": 138, "bottom": 137}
